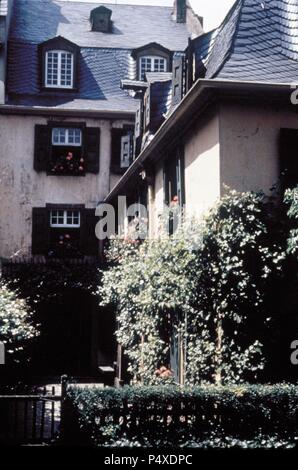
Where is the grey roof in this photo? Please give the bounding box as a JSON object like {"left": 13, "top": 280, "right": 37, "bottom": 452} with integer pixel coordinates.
{"left": 195, "top": 0, "right": 298, "bottom": 83}
{"left": 7, "top": 0, "right": 193, "bottom": 112}
{"left": 7, "top": 43, "right": 138, "bottom": 112}
{"left": 145, "top": 72, "right": 173, "bottom": 82}
{"left": 10, "top": 0, "right": 191, "bottom": 50}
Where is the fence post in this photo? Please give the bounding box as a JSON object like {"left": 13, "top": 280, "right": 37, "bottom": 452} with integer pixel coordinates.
{"left": 59, "top": 374, "right": 68, "bottom": 443}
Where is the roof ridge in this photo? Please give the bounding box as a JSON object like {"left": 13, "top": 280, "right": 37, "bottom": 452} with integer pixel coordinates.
{"left": 29, "top": 0, "right": 173, "bottom": 9}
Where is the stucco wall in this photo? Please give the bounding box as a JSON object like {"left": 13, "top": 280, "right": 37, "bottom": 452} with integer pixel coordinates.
{"left": 184, "top": 111, "right": 220, "bottom": 218}
{"left": 0, "top": 114, "right": 131, "bottom": 258}
{"left": 219, "top": 102, "right": 298, "bottom": 195}
{"left": 150, "top": 111, "right": 220, "bottom": 235}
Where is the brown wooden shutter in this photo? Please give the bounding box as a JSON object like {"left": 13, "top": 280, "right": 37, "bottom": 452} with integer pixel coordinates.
{"left": 135, "top": 103, "right": 142, "bottom": 139}
{"left": 85, "top": 127, "right": 100, "bottom": 174}
{"left": 32, "top": 207, "right": 49, "bottom": 255}
{"left": 34, "top": 125, "right": 50, "bottom": 172}
{"left": 111, "top": 128, "right": 125, "bottom": 168}
{"left": 80, "top": 208, "right": 99, "bottom": 256}
{"left": 280, "top": 129, "right": 298, "bottom": 190}
{"left": 172, "top": 56, "right": 184, "bottom": 106}
{"left": 144, "top": 90, "right": 150, "bottom": 130}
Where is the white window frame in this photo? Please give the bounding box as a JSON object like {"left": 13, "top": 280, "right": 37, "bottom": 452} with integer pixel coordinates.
{"left": 45, "top": 50, "right": 74, "bottom": 89}
{"left": 120, "top": 134, "right": 132, "bottom": 169}
{"left": 50, "top": 210, "right": 81, "bottom": 228}
{"left": 51, "top": 127, "right": 82, "bottom": 146}
{"left": 139, "top": 56, "right": 167, "bottom": 80}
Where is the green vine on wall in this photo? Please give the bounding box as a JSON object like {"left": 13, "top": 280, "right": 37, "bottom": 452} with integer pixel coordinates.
{"left": 99, "top": 190, "right": 287, "bottom": 385}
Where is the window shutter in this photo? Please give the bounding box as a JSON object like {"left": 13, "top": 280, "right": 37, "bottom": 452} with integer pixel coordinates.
{"left": 85, "top": 127, "right": 100, "bottom": 174}
{"left": 111, "top": 128, "right": 125, "bottom": 169}
{"left": 32, "top": 207, "right": 49, "bottom": 255}
{"left": 120, "top": 134, "right": 132, "bottom": 169}
{"left": 176, "top": 148, "right": 185, "bottom": 206}
{"left": 80, "top": 208, "right": 99, "bottom": 256}
{"left": 34, "top": 125, "right": 50, "bottom": 172}
{"left": 280, "top": 129, "right": 298, "bottom": 189}
{"left": 144, "top": 90, "right": 150, "bottom": 129}
{"left": 172, "top": 56, "right": 184, "bottom": 106}
{"left": 135, "top": 103, "right": 142, "bottom": 139}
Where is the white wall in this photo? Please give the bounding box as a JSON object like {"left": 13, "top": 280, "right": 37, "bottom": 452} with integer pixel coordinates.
{"left": 0, "top": 114, "right": 131, "bottom": 258}
{"left": 219, "top": 102, "right": 298, "bottom": 195}
{"left": 184, "top": 111, "right": 220, "bottom": 218}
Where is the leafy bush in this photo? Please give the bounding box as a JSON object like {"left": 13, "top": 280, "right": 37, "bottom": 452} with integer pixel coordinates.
{"left": 99, "top": 190, "right": 284, "bottom": 385}
{"left": 64, "top": 384, "right": 298, "bottom": 448}
{"left": 0, "top": 280, "right": 39, "bottom": 361}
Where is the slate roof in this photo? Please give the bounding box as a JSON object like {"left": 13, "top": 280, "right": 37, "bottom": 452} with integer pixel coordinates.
{"left": 6, "top": 0, "right": 194, "bottom": 113}
{"left": 194, "top": 0, "right": 298, "bottom": 83}
{"left": 9, "top": 0, "right": 191, "bottom": 49}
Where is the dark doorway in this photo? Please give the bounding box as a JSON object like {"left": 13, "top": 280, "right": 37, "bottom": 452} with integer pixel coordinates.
{"left": 33, "top": 289, "right": 94, "bottom": 377}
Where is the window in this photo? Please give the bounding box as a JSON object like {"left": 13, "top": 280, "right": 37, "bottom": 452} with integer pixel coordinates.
{"left": 139, "top": 56, "right": 166, "bottom": 80}
{"left": 50, "top": 210, "right": 81, "bottom": 228}
{"left": 32, "top": 206, "right": 99, "bottom": 257}
{"left": 164, "top": 147, "right": 185, "bottom": 207}
{"left": 52, "top": 128, "right": 82, "bottom": 146}
{"left": 34, "top": 124, "right": 100, "bottom": 175}
{"left": 46, "top": 50, "right": 74, "bottom": 88}
{"left": 111, "top": 127, "right": 134, "bottom": 174}
{"left": 280, "top": 129, "right": 298, "bottom": 190}
{"left": 120, "top": 135, "right": 132, "bottom": 169}
{"left": 50, "top": 126, "right": 84, "bottom": 175}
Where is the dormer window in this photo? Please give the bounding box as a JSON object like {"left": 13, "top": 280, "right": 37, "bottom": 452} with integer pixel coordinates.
{"left": 90, "top": 6, "right": 112, "bottom": 33}
{"left": 139, "top": 56, "right": 166, "bottom": 81}
{"left": 131, "top": 42, "right": 171, "bottom": 82}
{"left": 39, "top": 36, "right": 79, "bottom": 90}
{"left": 46, "top": 50, "right": 74, "bottom": 88}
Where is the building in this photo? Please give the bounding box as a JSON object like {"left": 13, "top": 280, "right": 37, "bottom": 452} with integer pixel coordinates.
{"left": 0, "top": 0, "right": 203, "bottom": 379}
{"left": 106, "top": 0, "right": 298, "bottom": 237}
{"left": 104, "top": 0, "right": 298, "bottom": 383}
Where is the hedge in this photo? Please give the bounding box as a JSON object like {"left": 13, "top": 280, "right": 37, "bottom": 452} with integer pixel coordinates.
{"left": 62, "top": 385, "right": 298, "bottom": 448}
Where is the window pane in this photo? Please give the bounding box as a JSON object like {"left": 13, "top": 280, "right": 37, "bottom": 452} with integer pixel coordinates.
{"left": 46, "top": 52, "right": 59, "bottom": 86}
{"left": 60, "top": 52, "right": 73, "bottom": 87}
{"left": 52, "top": 128, "right": 81, "bottom": 146}
{"left": 50, "top": 210, "right": 80, "bottom": 227}
{"left": 46, "top": 50, "right": 73, "bottom": 88}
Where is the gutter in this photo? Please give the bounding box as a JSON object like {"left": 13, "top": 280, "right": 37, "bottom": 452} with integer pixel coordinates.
{"left": 0, "top": 104, "right": 136, "bottom": 120}
{"left": 105, "top": 78, "right": 294, "bottom": 203}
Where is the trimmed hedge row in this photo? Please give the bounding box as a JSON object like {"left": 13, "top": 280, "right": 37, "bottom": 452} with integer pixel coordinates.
{"left": 62, "top": 385, "right": 298, "bottom": 448}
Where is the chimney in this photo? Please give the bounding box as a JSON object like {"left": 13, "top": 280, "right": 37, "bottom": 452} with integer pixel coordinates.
{"left": 173, "top": 0, "right": 187, "bottom": 24}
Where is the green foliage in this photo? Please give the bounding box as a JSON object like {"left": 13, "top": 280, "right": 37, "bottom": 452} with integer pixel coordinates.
{"left": 65, "top": 384, "right": 298, "bottom": 448}
{"left": 99, "top": 190, "right": 283, "bottom": 385}
{"left": 285, "top": 186, "right": 298, "bottom": 256}
{"left": 0, "top": 280, "right": 39, "bottom": 360}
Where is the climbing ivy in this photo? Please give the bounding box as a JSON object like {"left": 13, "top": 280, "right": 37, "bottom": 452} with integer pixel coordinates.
{"left": 99, "top": 190, "right": 285, "bottom": 385}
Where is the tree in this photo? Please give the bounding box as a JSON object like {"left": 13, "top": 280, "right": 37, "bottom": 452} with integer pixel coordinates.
{"left": 0, "top": 280, "right": 39, "bottom": 361}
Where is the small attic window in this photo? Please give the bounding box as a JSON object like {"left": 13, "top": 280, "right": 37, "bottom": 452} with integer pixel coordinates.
{"left": 90, "top": 6, "right": 112, "bottom": 33}
{"left": 39, "top": 36, "right": 79, "bottom": 90}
